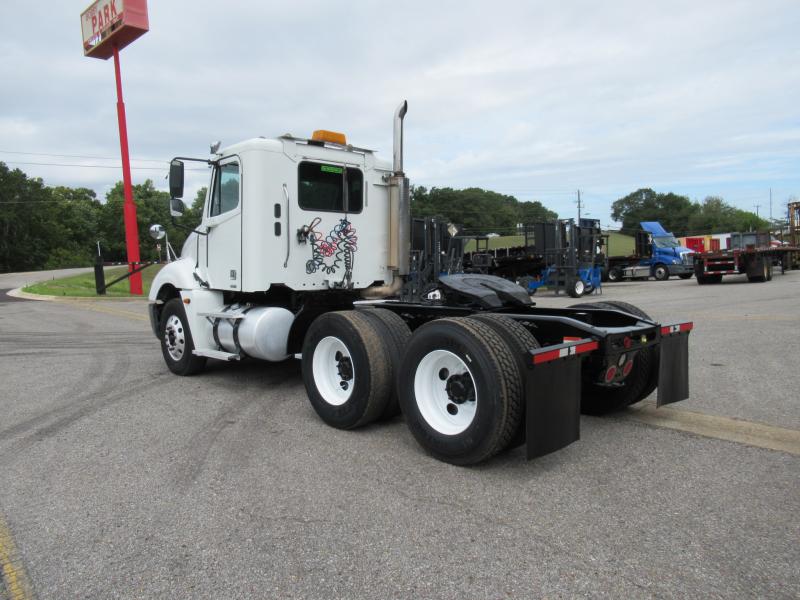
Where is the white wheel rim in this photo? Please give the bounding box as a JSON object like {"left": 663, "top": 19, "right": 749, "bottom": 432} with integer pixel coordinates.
{"left": 414, "top": 350, "right": 477, "bottom": 435}
{"left": 312, "top": 336, "right": 354, "bottom": 406}
{"left": 164, "top": 314, "right": 186, "bottom": 361}
{"left": 575, "top": 280, "right": 585, "bottom": 295}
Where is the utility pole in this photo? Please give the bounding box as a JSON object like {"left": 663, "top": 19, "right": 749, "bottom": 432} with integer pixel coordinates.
{"left": 754, "top": 204, "right": 761, "bottom": 218}
{"left": 576, "top": 189, "right": 582, "bottom": 221}
{"left": 769, "top": 188, "right": 772, "bottom": 222}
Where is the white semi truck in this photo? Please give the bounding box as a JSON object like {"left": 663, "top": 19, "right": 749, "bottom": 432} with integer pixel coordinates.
{"left": 149, "top": 102, "right": 693, "bottom": 465}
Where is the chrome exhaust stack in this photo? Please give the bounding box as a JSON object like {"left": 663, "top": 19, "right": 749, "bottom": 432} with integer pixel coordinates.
{"left": 364, "top": 101, "right": 410, "bottom": 298}
{"left": 388, "top": 100, "right": 410, "bottom": 276}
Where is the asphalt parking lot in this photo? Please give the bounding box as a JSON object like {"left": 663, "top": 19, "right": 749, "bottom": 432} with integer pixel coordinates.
{"left": 0, "top": 271, "right": 798, "bottom": 599}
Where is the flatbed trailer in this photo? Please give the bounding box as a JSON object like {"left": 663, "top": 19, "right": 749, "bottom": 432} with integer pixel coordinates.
{"left": 693, "top": 231, "right": 799, "bottom": 284}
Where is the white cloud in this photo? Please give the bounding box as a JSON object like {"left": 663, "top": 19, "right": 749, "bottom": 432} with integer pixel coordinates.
{"left": 0, "top": 0, "right": 797, "bottom": 224}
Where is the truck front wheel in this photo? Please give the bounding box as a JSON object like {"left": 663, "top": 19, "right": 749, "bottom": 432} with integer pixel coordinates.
{"left": 160, "top": 298, "right": 207, "bottom": 376}
{"left": 653, "top": 264, "right": 669, "bottom": 281}
{"left": 398, "top": 318, "right": 522, "bottom": 465}
{"left": 301, "top": 311, "right": 391, "bottom": 430}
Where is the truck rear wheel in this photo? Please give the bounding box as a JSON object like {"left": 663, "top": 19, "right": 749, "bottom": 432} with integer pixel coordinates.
{"left": 607, "top": 267, "right": 622, "bottom": 282}
{"left": 358, "top": 308, "right": 411, "bottom": 419}
{"left": 678, "top": 273, "right": 693, "bottom": 280}
{"left": 160, "top": 298, "right": 207, "bottom": 376}
{"left": 398, "top": 318, "right": 522, "bottom": 465}
{"left": 747, "top": 258, "right": 769, "bottom": 282}
{"left": 569, "top": 301, "right": 657, "bottom": 414}
{"left": 468, "top": 313, "right": 541, "bottom": 450}
{"left": 301, "top": 311, "right": 391, "bottom": 430}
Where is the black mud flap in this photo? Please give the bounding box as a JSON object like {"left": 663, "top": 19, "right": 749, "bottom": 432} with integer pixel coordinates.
{"left": 656, "top": 323, "right": 693, "bottom": 407}
{"left": 525, "top": 339, "right": 598, "bottom": 459}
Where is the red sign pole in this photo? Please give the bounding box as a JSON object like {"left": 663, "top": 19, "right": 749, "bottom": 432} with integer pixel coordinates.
{"left": 112, "top": 44, "right": 142, "bottom": 295}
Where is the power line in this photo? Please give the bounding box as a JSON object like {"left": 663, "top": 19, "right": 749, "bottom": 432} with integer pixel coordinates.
{"left": 2, "top": 160, "right": 207, "bottom": 172}
{"left": 0, "top": 149, "right": 168, "bottom": 163}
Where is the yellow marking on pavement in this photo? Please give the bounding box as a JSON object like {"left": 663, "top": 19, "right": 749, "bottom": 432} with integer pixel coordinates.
{"left": 59, "top": 300, "right": 148, "bottom": 322}
{"left": 0, "top": 513, "right": 35, "bottom": 600}
{"left": 625, "top": 403, "right": 800, "bottom": 456}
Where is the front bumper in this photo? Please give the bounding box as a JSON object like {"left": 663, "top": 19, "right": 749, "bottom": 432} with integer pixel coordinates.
{"left": 668, "top": 263, "right": 694, "bottom": 276}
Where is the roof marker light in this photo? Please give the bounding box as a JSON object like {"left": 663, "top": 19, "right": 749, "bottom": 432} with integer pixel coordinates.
{"left": 312, "top": 130, "right": 347, "bottom": 145}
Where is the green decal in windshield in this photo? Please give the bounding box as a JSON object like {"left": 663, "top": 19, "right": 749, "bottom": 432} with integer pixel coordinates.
{"left": 320, "top": 164, "right": 343, "bottom": 174}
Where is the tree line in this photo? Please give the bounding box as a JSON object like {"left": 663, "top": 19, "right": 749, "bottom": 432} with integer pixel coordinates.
{"left": 411, "top": 186, "right": 558, "bottom": 233}
{"left": 611, "top": 188, "right": 770, "bottom": 235}
{"left": 0, "top": 162, "right": 204, "bottom": 273}
{"left": 0, "top": 160, "right": 775, "bottom": 274}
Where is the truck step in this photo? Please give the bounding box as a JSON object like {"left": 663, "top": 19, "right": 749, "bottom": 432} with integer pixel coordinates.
{"left": 192, "top": 349, "right": 241, "bottom": 361}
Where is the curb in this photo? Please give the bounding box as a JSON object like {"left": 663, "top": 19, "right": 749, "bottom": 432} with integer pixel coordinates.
{"left": 7, "top": 287, "right": 148, "bottom": 303}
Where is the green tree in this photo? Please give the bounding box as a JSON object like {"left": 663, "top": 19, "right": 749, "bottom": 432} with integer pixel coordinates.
{"left": 45, "top": 186, "right": 103, "bottom": 268}
{"left": 99, "top": 180, "right": 176, "bottom": 262}
{"left": 611, "top": 188, "right": 694, "bottom": 234}
{"left": 0, "top": 162, "right": 57, "bottom": 272}
{"left": 411, "top": 186, "right": 557, "bottom": 233}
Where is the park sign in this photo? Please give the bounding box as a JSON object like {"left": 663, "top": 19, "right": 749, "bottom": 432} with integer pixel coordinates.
{"left": 81, "top": 0, "right": 149, "bottom": 60}
{"left": 81, "top": 0, "right": 148, "bottom": 294}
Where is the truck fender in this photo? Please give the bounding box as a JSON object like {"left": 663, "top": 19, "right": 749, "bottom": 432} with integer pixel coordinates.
{"left": 148, "top": 258, "right": 198, "bottom": 302}
{"left": 148, "top": 258, "right": 203, "bottom": 337}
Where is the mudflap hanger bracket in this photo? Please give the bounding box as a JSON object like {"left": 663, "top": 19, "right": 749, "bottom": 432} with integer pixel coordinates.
{"left": 525, "top": 338, "right": 598, "bottom": 460}
{"left": 656, "top": 322, "right": 693, "bottom": 407}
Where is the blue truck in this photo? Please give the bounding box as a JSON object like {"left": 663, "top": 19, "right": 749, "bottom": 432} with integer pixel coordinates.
{"left": 605, "top": 222, "right": 694, "bottom": 281}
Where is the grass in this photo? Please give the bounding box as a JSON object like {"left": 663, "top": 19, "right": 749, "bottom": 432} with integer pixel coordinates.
{"left": 23, "top": 265, "right": 163, "bottom": 298}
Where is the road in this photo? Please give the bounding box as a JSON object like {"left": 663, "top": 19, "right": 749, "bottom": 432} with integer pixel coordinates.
{"left": 0, "top": 273, "right": 798, "bottom": 599}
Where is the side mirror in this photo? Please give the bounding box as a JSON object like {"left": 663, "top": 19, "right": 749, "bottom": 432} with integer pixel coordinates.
{"left": 170, "top": 198, "right": 186, "bottom": 218}
{"left": 169, "top": 159, "right": 185, "bottom": 199}
{"left": 149, "top": 224, "right": 166, "bottom": 240}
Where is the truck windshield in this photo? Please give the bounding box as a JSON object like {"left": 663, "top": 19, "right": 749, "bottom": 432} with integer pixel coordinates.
{"left": 653, "top": 236, "right": 681, "bottom": 249}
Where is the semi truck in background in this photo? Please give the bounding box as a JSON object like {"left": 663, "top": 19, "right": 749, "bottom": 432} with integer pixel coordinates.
{"left": 605, "top": 222, "right": 694, "bottom": 282}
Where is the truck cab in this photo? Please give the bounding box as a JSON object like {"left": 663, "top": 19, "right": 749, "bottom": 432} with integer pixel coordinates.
{"left": 632, "top": 221, "right": 694, "bottom": 280}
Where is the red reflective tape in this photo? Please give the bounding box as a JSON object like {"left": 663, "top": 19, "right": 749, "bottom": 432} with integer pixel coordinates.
{"left": 532, "top": 340, "right": 598, "bottom": 364}
{"left": 575, "top": 340, "right": 599, "bottom": 354}
{"left": 563, "top": 336, "right": 581, "bottom": 342}
{"left": 661, "top": 322, "right": 693, "bottom": 335}
{"left": 533, "top": 349, "right": 561, "bottom": 364}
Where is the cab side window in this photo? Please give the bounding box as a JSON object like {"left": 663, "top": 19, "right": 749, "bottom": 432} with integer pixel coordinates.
{"left": 298, "top": 161, "right": 363, "bottom": 213}
{"left": 209, "top": 161, "right": 240, "bottom": 217}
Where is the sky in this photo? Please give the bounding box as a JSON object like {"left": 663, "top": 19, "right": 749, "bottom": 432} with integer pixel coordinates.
{"left": 1, "top": 0, "right": 798, "bottom": 229}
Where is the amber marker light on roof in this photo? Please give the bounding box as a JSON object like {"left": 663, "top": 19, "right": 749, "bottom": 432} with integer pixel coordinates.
{"left": 311, "top": 130, "right": 347, "bottom": 145}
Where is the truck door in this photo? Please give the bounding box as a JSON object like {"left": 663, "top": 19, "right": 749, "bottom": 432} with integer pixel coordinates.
{"left": 204, "top": 158, "right": 242, "bottom": 290}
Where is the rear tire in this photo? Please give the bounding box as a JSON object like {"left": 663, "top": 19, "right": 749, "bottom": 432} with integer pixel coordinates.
{"left": 568, "top": 301, "right": 657, "bottom": 414}
{"left": 678, "top": 273, "right": 693, "bottom": 280}
{"left": 468, "top": 313, "right": 540, "bottom": 450}
{"left": 607, "top": 267, "right": 622, "bottom": 282}
{"left": 160, "top": 298, "right": 207, "bottom": 376}
{"left": 358, "top": 308, "right": 411, "bottom": 419}
{"left": 398, "top": 318, "right": 522, "bottom": 465}
{"left": 301, "top": 311, "right": 391, "bottom": 429}
{"left": 747, "top": 259, "right": 769, "bottom": 282}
